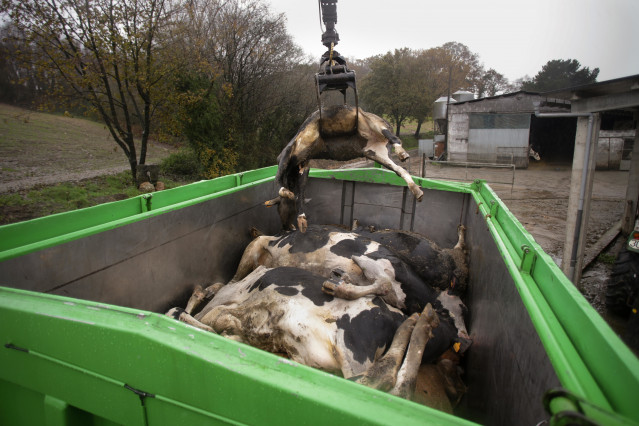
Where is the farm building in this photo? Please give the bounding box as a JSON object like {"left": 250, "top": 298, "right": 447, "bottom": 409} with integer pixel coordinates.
{"left": 437, "top": 91, "right": 635, "bottom": 169}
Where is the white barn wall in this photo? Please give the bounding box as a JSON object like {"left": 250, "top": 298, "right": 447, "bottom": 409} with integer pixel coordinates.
{"left": 446, "top": 92, "right": 570, "bottom": 166}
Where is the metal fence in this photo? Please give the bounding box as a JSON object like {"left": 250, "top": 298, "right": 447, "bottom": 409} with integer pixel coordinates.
{"left": 420, "top": 154, "right": 516, "bottom": 195}
{"left": 330, "top": 151, "right": 517, "bottom": 196}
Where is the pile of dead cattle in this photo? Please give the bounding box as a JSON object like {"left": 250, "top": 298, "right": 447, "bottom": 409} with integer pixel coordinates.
{"left": 167, "top": 222, "right": 471, "bottom": 413}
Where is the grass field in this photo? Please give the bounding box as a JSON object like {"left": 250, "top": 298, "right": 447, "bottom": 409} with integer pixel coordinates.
{"left": 0, "top": 104, "right": 183, "bottom": 224}
{"left": 0, "top": 103, "right": 175, "bottom": 182}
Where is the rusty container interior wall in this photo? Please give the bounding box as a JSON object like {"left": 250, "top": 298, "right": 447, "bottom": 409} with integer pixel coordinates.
{"left": 0, "top": 166, "right": 638, "bottom": 426}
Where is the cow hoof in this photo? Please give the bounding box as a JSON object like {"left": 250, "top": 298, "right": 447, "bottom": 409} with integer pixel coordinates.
{"left": 393, "top": 144, "right": 410, "bottom": 162}
{"left": 322, "top": 280, "right": 339, "bottom": 296}
{"left": 185, "top": 285, "right": 206, "bottom": 315}
{"left": 422, "top": 303, "right": 440, "bottom": 329}
{"left": 204, "top": 282, "right": 225, "bottom": 298}
{"left": 297, "top": 214, "right": 308, "bottom": 233}
{"left": 412, "top": 187, "right": 424, "bottom": 202}
{"left": 278, "top": 187, "right": 295, "bottom": 200}
{"left": 264, "top": 196, "right": 280, "bottom": 207}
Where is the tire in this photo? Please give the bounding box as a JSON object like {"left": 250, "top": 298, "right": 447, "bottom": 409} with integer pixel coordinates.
{"left": 605, "top": 249, "right": 639, "bottom": 317}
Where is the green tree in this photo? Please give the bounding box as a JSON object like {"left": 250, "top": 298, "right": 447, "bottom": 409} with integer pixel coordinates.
{"left": 1, "top": 0, "right": 177, "bottom": 183}
{"left": 171, "top": 0, "right": 314, "bottom": 176}
{"left": 521, "top": 59, "right": 599, "bottom": 92}
{"left": 408, "top": 48, "right": 451, "bottom": 137}
{"left": 360, "top": 48, "right": 418, "bottom": 136}
{"left": 476, "top": 68, "right": 509, "bottom": 98}
{"left": 436, "top": 42, "right": 483, "bottom": 95}
{"left": 359, "top": 43, "right": 491, "bottom": 136}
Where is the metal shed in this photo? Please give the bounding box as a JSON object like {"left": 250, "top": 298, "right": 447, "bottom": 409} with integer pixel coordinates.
{"left": 446, "top": 91, "right": 572, "bottom": 167}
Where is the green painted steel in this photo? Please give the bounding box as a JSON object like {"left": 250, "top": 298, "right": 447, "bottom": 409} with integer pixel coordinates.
{"left": 0, "top": 166, "right": 467, "bottom": 263}
{"left": 1, "top": 167, "right": 638, "bottom": 425}
{"left": 470, "top": 179, "right": 639, "bottom": 425}
{"left": 0, "top": 166, "right": 278, "bottom": 262}
{"left": 0, "top": 286, "right": 471, "bottom": 426}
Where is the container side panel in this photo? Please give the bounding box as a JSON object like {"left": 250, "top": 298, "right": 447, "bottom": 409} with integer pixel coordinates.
{"left": 0, "top": 181, "right": 282, "bottom": 312}
{"left": 0, "top": 287, "right": 470, "bottom": 426}
{"left": 0, "top": 380, "right": 46, "bottom": 426}
{"left": 303, "top": 179, "right": 348, "bottom": 226}
{"left": 304, "top": 179, "right": 417, "bottom": 233}
{"left": 351, "top": 183, "right": 406, "bottom": 230}
{"left": 413, "top": 190, "right": 468, "bottom": 248}
{"left": 459, "top": 204, "right": 560, "bottom": 426}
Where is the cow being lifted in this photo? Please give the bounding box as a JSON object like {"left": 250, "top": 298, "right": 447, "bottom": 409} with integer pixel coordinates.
{"left": 273, "top": 105, "right": 424, "bottom": 232}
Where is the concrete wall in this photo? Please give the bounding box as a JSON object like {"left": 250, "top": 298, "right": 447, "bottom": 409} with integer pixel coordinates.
{"left": 446, "top": 92, "right": 570, "bottom": 164}
{"left": 596, "top": 129, "right": 635, "bottom": 170}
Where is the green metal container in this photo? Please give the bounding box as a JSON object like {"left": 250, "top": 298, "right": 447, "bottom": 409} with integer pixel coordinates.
{"left": 1, "top": 167, "right": 638, "bottom": 425}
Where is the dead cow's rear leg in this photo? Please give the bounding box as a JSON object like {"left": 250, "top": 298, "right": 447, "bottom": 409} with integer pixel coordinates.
{"left": 381, "top": 129, "right": 410, "bottom": 161}
{"left": 363, "top": 144, "right": 423, "bottom": 202}
{"left": 356, "top": 313, "right": 419, "bottom": 391}
{"left": 391, "top": 303, "right": 439, "bottom": 399}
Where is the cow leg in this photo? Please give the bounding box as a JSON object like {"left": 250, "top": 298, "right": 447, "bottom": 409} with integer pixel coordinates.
{"left": 185, "top": 285, "right": 206, "bottom": 314}
{"left": 381, "top": 129, "right": 410, "bottom": 162}
{"left": 454, "top": 225, "right": 466, "bottom": 250}
{"left": 184, "top": 283, "right": 224, "bottom": 315}
{"left": 363, "top": 145, "right": 424, "bottom": 202}
{"left": 391, "top": 303, "right": 439, "bottom": 399}
{"left": 230, "top": 236, "right": 273, "bottom": 282}
{"left": 393, "top": 144, "right": 410, "bottom": 161}
{"left": 356, "top": 313, "right": 419, "bottom": 391}
{"left": 278, "top": 187, "right": 295, "bottom": 200}
{"left": 165, "top": 307, "right": 215, "bottom": 333}
{"left": 199, "top": 306, "right": 244, "bottom": 339}
{"left": 295, "top": 164, "right": 311, "bottom": 233}
{"left": 323, "top": 256, "right": 406, "bottom": 310}
{"left": 447, "top": 225, "right": 469, "bottom": 296}
{"left": 436, "top": 358, "right": 467, "bottom": 406}
{"left": 322, "top": 278, "right": 393, "bottom": 300}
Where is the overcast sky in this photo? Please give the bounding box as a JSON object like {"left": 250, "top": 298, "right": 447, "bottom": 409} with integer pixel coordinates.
{"left": 267, "top": 0, "right": 639, "bottom": 83}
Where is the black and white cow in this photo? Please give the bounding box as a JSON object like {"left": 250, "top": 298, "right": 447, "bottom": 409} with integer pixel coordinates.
{"left": 167, "top": 223, "right": 471, "bottom": 402}
{"left": 351, "top": 222, "right": 469, "bottom": 296}
{"left": 201, "top": 224, "right": 471, "bottom": 356}
{"left": 168, "top": 266, "right": 441, "bottom": 399}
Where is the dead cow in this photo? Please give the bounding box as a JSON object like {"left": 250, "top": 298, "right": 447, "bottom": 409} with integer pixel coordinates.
{"left": 351, "top": 223, "right": 469, "bottom": 296}
{"left": 169, "top": 266, "right": 443, "bottom": 400}
{"left": 213, "top": 224, "right": 471, "bottom": 357}
{"left": 273, "top": 105, "right": 424, "bottom": 232}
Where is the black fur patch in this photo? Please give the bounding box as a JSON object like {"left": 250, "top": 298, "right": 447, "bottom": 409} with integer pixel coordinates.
{"left": 271, "top": 227, "right": 332, "bottom": 254}
{"left": 365, "top": 246, "right": 443, "bottom": 315}
{"left": 358, "top": 229, "right": 454, "bottom": 291}
{"left": 168, "top": 307, "right": 185, "bottom": 320}
{"left": 336, "top": 298, "right": 405, "bottom": 364}
{"left": 249, "top": 267, "right": 332, "bottom": 306}
{"left": 274, "top": 286, "right": 299, "bottom": 297}
{"left": 329, "top": 237, "right": 368, "bottom": 258}
{"left": 422, "top": 317, "right": 458, "bottom": 363}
